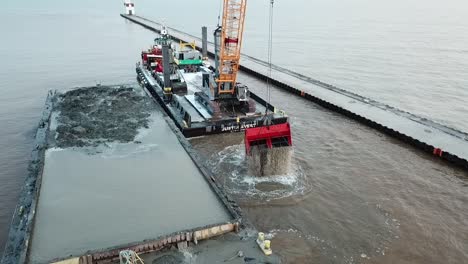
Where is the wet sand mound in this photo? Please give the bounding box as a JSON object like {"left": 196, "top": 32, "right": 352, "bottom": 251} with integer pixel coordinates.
{"left": 54, "top": 86, "right": 153, "bottom": 148}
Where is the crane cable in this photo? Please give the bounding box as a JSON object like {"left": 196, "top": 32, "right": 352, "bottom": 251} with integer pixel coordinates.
{"left": 218, "top": 0, "right": 223, "bottom": 26}
{"left": 265, "top": 0, "right": 274, "bottom": 117}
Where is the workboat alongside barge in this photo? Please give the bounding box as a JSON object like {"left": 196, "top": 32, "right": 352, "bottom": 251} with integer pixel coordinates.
{"left": 136, "top": 27, "right": 289, "bottom": 138}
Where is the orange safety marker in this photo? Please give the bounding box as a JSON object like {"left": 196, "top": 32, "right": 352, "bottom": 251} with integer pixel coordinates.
{"left": 433, "top": 148, "right": 443, "bottom": 157}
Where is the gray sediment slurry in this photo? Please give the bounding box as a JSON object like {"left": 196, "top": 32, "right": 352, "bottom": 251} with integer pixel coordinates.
{"left": 248, "top": 146, "right": 292, "bottom": 176}
{"left": 53, "top": 86, "right": 153, "bottom": 148}
{"left": 27, "top": 86, "right": 232, "bottom": 263}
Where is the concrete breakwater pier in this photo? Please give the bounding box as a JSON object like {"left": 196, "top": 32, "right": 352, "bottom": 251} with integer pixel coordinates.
{"left": 121, "top": 14, "right": 468, "bottom": 171}
{"left": 1, "top": 85, "right": 277, "bottom": 264}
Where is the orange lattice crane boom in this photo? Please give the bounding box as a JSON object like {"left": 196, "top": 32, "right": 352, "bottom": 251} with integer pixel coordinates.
{"left": 216, "top": 0, "right": 247, "bottom": 95}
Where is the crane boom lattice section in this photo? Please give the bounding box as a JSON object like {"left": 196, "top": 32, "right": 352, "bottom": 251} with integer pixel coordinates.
{"left": 217, "top": 0, "right": 247, "bottom": 95}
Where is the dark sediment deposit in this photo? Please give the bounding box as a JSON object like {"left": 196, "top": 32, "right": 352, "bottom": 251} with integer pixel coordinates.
{"left": 54, "top": 86, "right": 153, "bottom": 148}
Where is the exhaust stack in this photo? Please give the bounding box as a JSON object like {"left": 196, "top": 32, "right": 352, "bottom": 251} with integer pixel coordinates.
{"left": 161, "top": 43, "right": 172, "bottom": 100}
{"left": 202, "top": 26, "right": 208, "bottom": 60}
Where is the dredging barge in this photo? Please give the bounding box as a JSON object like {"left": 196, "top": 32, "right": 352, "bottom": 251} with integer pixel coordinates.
{"left": 136, "top": 26, "right": 289, "bottom": 139}
{"left": 136, "top": 0, "right": 293, "bottom": 158}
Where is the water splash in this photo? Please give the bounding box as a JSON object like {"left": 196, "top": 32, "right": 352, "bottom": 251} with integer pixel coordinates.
{"left": 206, "top": 144, "right": 310, "bottom": 202}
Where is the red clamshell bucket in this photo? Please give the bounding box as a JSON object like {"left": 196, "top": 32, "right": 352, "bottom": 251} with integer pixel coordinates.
{"left": 245, "top": 122, "right": 292, "bottom": 155}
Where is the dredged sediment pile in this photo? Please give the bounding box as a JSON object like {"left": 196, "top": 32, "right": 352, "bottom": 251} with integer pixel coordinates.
{"left": 53, "top": 86, "right": 153, "bottom": 148}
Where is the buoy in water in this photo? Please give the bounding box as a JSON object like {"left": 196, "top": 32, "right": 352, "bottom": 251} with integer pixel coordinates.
{"left": 256, "top": 232, "right": 273, "bottom": 255}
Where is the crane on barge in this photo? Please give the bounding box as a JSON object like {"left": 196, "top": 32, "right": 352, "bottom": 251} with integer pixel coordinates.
{"left": 215, "top": 0, "right": 247, "bottom": 101}
{"left": 215, "top": 0, "right": 292, "bottom": 160}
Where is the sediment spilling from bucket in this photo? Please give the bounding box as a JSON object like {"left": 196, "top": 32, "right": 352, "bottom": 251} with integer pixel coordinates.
{"left": 248, "top": 146, "right": 293, "bottom": 176}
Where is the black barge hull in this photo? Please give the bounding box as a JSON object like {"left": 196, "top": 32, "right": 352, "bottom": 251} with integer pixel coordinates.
{"left": 136, "top": 66, "right": 289, "bottom": 138}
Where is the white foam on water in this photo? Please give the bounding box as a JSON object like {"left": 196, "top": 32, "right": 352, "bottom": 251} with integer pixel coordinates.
{"left": 228, "top": 164, "right": 307, "bottom": 202}
{"left": 240, "top": 173, "right": 298, "bottom": 186}
{"left": 265, "top": 228, "right": 300, "bottom": 240}
{"left": 264, "top": 228, "right": 345, "bottom": 261}
{"left": 215, "top": 144, "right": 245, "bottom": 166}
{"left": 179, "top": 247, "right": 197, "bottom": 264}
{"left": 207, "top": 144, "right": 311, "bottom": 202}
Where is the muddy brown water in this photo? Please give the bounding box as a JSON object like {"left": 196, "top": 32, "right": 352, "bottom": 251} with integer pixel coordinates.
{"left": 189, "top": 73, "right": 468, "bottom": 263}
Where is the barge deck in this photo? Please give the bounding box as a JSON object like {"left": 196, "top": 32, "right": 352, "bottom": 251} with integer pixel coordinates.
{"left": 1, "top": 85, "right": 278, "bottom": 264}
